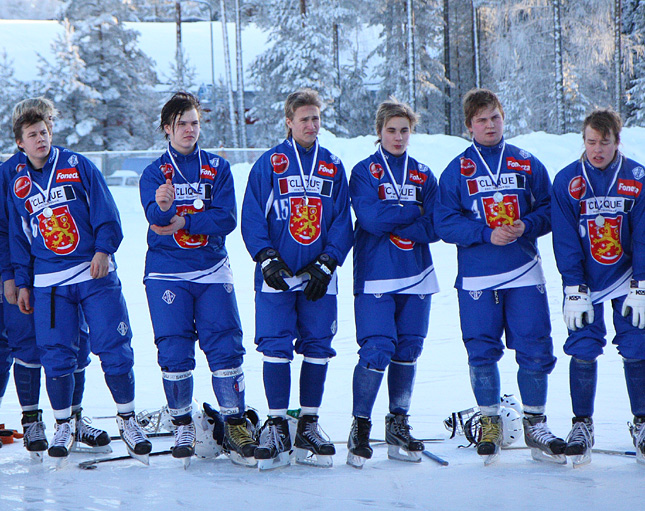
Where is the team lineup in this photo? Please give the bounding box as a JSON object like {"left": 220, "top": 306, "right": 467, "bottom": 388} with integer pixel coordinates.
{"left": 0, "top": 87, "right": 644, "bottom": 470}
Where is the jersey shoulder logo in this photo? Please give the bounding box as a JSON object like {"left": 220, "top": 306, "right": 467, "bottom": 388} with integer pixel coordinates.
{"left": 271, "top": 153, "right": 289, "bottom": 174}
{"left": 617, "top": 179, "right": 642, "bottom": 198}
{"left": 68, "top": 154, "right": 79, "bottom": 167}
{"left": 14, "top": 176, "right": 32, "bottom": 199}
{"left": 369, "top": 162, "right": 384, "bottom": 179}
{"left": 632, "top": 166, "right": 645, "bottom": 180}
{"left": 568, "top": 176, "right": 587, "bottom": 200}
{"left": 506, "top": 157, "right": 532, "bottom": 174}
{"left": 409, "top": 170, "right": 427, "bottom": 185}
{"left": 460, "top": 157, "right": 476, "bottom": 177}
{"left": 317, "top": 161, "right": 337, "bottom": 178}
{"left": 56, "top": 168, "right": 81, "bottom": 183}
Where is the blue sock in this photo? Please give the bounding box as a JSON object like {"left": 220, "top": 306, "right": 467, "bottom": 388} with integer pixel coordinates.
{"left": 212, "top": 367, "right": 245, "bottom": 418}
{"left": 517, "top": 367, "right": 547, "bottom": 412}
{"left": 14, "top": 363, "right": 41, "bottom": 409}
{"left": 623, "top": 358, "right": 645, "bottom": 417}
{"left": 299, "top": 359, "right": 328, "bottom": 410}
{"left": 72, "top": 369, "right": 85, "bottom": 410}
{"left": 0, "top": 368, "right": 9, "bottom": 398}
{"left": 263, "top": 360, "right": 291, "bottom": 411}
{"left": 570, "top": 357, "right": 597, "bottom": 417}
{"left": 469, "top": 363, "right": 500, "bottom": 411}
{"left": 162, "top": 370, "right": 194, "bottom": 417}
{"left": 352, "top": 363, "right": 384, "bottom": 419}
{"left": 105, "top": 369, "right": 135, "bottom": 405}
{"left": 46, "top": 373, "right": 74, "bottom": 412}
{"left": 387, "top": 360, "right": 416, "bottom": 415}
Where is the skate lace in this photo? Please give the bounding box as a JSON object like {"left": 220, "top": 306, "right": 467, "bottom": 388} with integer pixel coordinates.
{"left": 52, "top": 421, "right": 73, "bottom": 447}
{"left": 122, "top": 416, "right": 149, "bottom": 445}
{"left": 480, "top": 416, "right": 502, "bottom": 444}
{"left": 228, "top": 423, "right": 255, "bottom": 447}
{"left": 392, "top": 416, "right": 414, "bottom": 440}
{"left": 259, "top": 423, "right": 284, "bottom": 451}
{"left": 24, "top": 421, "right": 47, "bottom": 443}
{"left": 527, "top": 421, "right": 558, "bottom": 445}
{"left": 303, "top": 420, "right": 331, "bottom": 447}
{"left": 78, "top": 416, "right": 106, "bottom": 441}
{"left": 174, "top": 423, "right": 196, "bottom": 447}
{"left": 629, "top": 421, "right": 645, "bottom": 449}
{"left": 566, "top": 421, "right": 593, "bottom": 446}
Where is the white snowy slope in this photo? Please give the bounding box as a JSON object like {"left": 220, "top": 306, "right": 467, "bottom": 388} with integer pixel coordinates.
{"left": 2, "top": 130, "right": 645, "bottom": 511}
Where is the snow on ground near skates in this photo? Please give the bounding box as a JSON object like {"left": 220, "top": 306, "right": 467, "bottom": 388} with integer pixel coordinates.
{"left": 2, "top": 130, "right": 645, "bottom": 510}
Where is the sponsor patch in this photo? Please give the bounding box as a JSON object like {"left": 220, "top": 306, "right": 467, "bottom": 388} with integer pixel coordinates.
{"left": 14, "top": 176, "right": 32, "bottom": 199}
{"left": 580, "top": 197, "right": 633, "bottom": 216}
{"left": 568, "top": 176, "right": 586, "bottom": 200}
{"left": 378, "top": 183, "right": 420, "bottom": 202}
{"left": 409, "top": 170, "right": 427, "bottom": 185}
{"left": 271, "top": 153, "right": 289, "bottom": 174}
{"left": 467, "top": 174, "right": 525, "bottom": 195}
{"left": 278, "top": 175, "right": 333, "bottom": 197}
{"left": 460, "top": 158, "right": 476, "bottom": 177}
{"left": 617, "top": 179, "right": 642, "bottom": 197}
{"left": 369, "top": 162, "right": 384, "bottom": 179}
{"left": 317, "top": 161, "right": 337, "bottom": 178}
{"left": 506, "top": 157, "right": 531, "bottom": 174}
{"left": 200, "top": 165, "right": 216, "bottom": 180}
{"left": 389, "top": 233, "right": 415, "bottom": 250}
{"left": 56, "top": 168, "right": 81, "bottom": 183}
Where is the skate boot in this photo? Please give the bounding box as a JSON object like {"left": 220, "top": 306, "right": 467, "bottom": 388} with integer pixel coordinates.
{"left": 477, "top": 414, "right": 502, "bottom": 465}
{"left": 223, "top": 416, "right": 258, "bottom": 467}
{"left": 564, "top": 416, "right": 594, "bottom": 467}
{"left": 347, "top": 416, "right": 372, "bottom": 469}
{"left": 294, "top": 414, "right": 335, "bottom": 467}
{"left": 171, "top": 417, "right": 196, "bottom": 468}
{"left": 73, "top": 408, "right": 112, "bottom": 454}
{"left": 523, "top": 414, "right": 566, "bottom": 464}
{"left": 628, "top": 416, "right": 645, "bottom": 465}
{"left": 385, "top": 413, "right": 424, "bottom": 463}
{"left": 22, "top": 410, "right": 48, "bottom": 462}
{"left": 48, "top": 417, "right": 76, "bottom": 466}
{"left": 254, "top": 416, "right": 292, "bottom": 471}
{"left": 116, "top": 412, "right": 153, "bottom": 465}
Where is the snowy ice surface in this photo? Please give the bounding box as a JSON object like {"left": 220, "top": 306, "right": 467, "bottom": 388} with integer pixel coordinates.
{"left": 2, "top": 130, "right": 645, "bottom": 511}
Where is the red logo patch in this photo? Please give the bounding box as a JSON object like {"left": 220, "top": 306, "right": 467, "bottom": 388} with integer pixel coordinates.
{"left": 200, "top": 166, "right": 216, "bottom": 180}
{"left": 617, "top": 179, "right": 642, "bottom": 198}
{"left": 56, "top": 168, "right": 81, "bottom": 183}
{"left": 568, "top": 176, "right": 587, "bottom": 200}
{"left": 14, "top": 176, "right": 32, "bottom": 199}
{"left": 173, "top": 205, "right": 209, "bottom": 249}
{"left": 588, "top": 216, "right": 623, "bottom": 265}
{"left": 409, "top": 170, "right": 427, "bottom": 185}
{"left": 16, "top": 163, "right": 26, "bottom": 173}
{"left": 288, "top": 197, "right": 322, "bottom": 245}
{"left": 482, "top": 195, "right": 519, "bottom": 228}
{"left": 389, "top": 233, "right": 415, "bottom": 251}
{"left": 460, "top": 158, "right": 476, "bottom": 177}
{"left": 506, "top": 157, "right": 532, "bottom": 174}
{"left": 271, "top": 153, "right": 289, "bottom": 174}
{"left": 38, "top": 205, "right": 79, "bottom": 255}
{"left": 317, "top": 161, "right": 337, "bottom": 178}
{"left": 160, "top": 163, "right": 174, "bottom": 181}
{"left": 369, "top": 163, "right": 384, "bottom": 179}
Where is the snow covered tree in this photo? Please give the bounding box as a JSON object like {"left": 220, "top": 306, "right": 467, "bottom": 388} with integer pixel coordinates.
{"left": 623, "top": 0, "right": 645, "bottom": 125}
{"left": 0, "top": 51, "right": 25, "bottom": 153}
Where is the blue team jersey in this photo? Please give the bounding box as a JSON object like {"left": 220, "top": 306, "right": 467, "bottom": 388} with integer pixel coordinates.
{"left": 435, "top": 139, "right": 552, "bottom": 291}
{"left": 552, "top": 153, "right": 645, "bottom": 303}
{"left": 350, "top": 147, "right": 440, "bottom": 295}
{"left": 0, "top": 152, "right": 27, "bottom": 282}
{"left": 139, "top": 144, "right": 236, "bottom": 283}
{"left": 241, "top": 138, "right": 353, "bottom": 292}
{"left": 8, "top": 146, "right": 122, "bottom": 288}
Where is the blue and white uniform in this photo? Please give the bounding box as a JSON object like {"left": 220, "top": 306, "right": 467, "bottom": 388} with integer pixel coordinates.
{"left": 139, "top": 143, "right": 245, "bottom": 419}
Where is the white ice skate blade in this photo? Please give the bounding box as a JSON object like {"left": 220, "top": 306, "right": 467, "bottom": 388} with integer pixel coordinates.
{"left": 346, "top": 452, "right": 368, "bottom": 469}
{"left": 29, "top": 451, "right": 45, "bottom": 463}
{"left": 181, "top": 457, "right": 191, "bottom": 469}
{"left": 295, "top": 447, "right": 333, "bottom": 468}
{"left": 570, "top": 452, "right": 591, "bottom": 467}
{"left": 387, "top": 444, "right": 422, "bottom": 463}
{"left": 635, "top": 450, "right": 644, "bottom": 465}
{"left": 483, "top": 452, "right": 500, "bottom": 466}
{"left": 228, "top": 451, "right": 258, "bottom": 467}
{"left": 257, "top": 450, "right": 291, "bottom": 471}
{"left": 530, "top": 448, "right": 566, "bottom": 465}
{"left": 71, "top": 443, "right": 113, "bottom": 455}
{"left": 52, "top": 456, "right": 69, "bottom": 470}
{"left": 125, "top": 448, "right": 150, "bottom": 466}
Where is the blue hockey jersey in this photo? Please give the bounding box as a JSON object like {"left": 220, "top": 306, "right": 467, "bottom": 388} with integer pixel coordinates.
{"left": 8, "top": 146, "right": 122, "bottom": 289}
{"left": 435, "top": 139, "right": 551, "bottom": 291}
{"left": 552, "top": 153, "right": 645, "bottom": 303}
{"left": 241, "top": 138, "right": 353, "bottom": 292}
{"left": 0, "top": 152, "right": 26, "bottom": 283}
{"left": 350, "top": 147, "right": 439, "bottom": 295}
{"left": 139, "top": 144, "right": 236, "bottom": 283}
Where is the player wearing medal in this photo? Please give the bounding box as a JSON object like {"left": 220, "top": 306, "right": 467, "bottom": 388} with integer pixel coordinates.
{"left": 345, "top": 98, "right": 439, "bottom": 468}
{"left": 241, "top": 88, "right": 353, "bottom": 469}
{"left": 435, "top": 88, "right": 565, "bottom": 464}
{"left": 7, "top": 107, "right": 151, "bottom": 463}
{"left": 139, "top": 92, "right": 256, "bottom": 467}
{"left": 552, "top": 108, "right": 645, "bottom": 466}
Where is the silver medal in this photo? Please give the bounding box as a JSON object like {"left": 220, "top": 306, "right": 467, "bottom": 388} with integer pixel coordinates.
{"left": 493, "top": 192, "right": 504, "bottom": 203}
{"left": 304, "top": 196, "right": 309, "bottom": 207}
{"left": 43, "top": 207, "right": 53, "bottom": 218}
{"left": 193, "top": 198, "right": 204, "bottom": 209}
{"left": 595, "top": 215, "right": 605, "bottom": 227}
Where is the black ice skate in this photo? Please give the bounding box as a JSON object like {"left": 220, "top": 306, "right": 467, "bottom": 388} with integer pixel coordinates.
{"left": 22, "top": 410, "right": 48, "bottom": 462}
{"left": 294, "top": 414, "right": 335, "bottom": 468}
{"left": 477, "top": 414, "right": 502, "bottom": 466}
{"left": 346, "top": 416, "right": 372, "bottom": 469}
{"left": 565, "top": 416, "right": 594, "bottom": 467}
{"left": 254, "top": 416, "right": 292, "bottom": 471}
{"left": 224, "top": 416, "right": 258, "bottom": 467}
{"left": 116, "top": 412, "right": 153, "bottom": 465}
{"left": 48, "top": 417, "right": 76, "bottom": 466}
{"left": 171, "top": 418, "right": 196, "bottom": 468}
{"left": 628, "top": 416, "right": 645, "bottom": 465}
{"left": 72, "top": 408, "right": 112, "bottom": 454}
{"left": 523, "top": 414, "right": 566, "bottom": 464}
{"left": 385, "top": 413, "right": 424, "bottom": 463}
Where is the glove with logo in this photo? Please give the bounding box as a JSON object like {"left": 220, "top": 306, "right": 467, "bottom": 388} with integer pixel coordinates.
{"left": 256, "top": 248, "right": 293, "bottom": 291}
{"left": 563, "top": 285, "right": 594, "bottom": 331}
{"left": 621, "top": 280, "right": 645, "bottom": 329}
{"left": 296, "top": 254, "right": 338, "bottom": 301}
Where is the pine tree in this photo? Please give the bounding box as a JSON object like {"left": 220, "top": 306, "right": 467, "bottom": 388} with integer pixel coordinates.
{"left": 0, "top": 50, "right": 24, "bottom": 153}
{"left": 623, "top": 0, "right": 645, "bottom": 125}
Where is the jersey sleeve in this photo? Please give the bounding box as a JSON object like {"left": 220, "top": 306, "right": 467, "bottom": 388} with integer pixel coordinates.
{"left": 321, "top": 161, "right": 353, "bottom": 265}
{"left": 520, "top": 157, "right": 552, "bottom": 240}
{"left": 8, "top": 183, "right": 33, "bottom": 288}
{"left": 0, "top": 164, "right": 14, "bottom": 282}
{"left": 241, "top": 156, "right": 274, "bottom": 260}
{"left": 392, "top": 170, "right": 440, "bottom": 244}
{"left": 629, "top": 182, "right": 645, "bottom": 281}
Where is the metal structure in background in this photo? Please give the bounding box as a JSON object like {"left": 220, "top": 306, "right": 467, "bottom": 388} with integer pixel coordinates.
{"left": 181, "top": 0, "right": 216, "bottom": 89}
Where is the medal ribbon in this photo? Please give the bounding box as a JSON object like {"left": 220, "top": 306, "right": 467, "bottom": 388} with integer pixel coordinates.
{"left": 472, "top": 141, "right": 506, "bottom": 198}
{"left": 29, "top": 147, "right": 60, "bottom": 214}
{"left": 579, "top": 153, "right": 622, "bottom": 218}
{"left": 165, "top": 144, "right": 204, "bottom": 203}
{"left": 378, "top": 144, "right": 409, "bottom": 205}
{"left": 291, "top": 137, "right": 319, "bottom": 204}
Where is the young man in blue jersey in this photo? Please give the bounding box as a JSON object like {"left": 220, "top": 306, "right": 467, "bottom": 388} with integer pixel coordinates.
{"left": 435, "top": 88, "right": 565, "bottom": 464}
{"left": 241, "top": 88, "right": 353, "bottom": 469}
{"left": 552, "top": 109, "right": 645, "bottom": 465}
{"left": 7, "top": 107, "right": 151, "bottom": 463}
{"left": 346, "top": 98, "right": 439, "bottom": 468}
{"left": 140, "top": 92, "right": 256, "bottom": 466}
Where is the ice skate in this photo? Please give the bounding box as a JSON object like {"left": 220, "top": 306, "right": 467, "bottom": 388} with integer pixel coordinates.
{"left": 171, "top": 420, "right": 196, "bottom": 468}
{"left": 22, "top": 410, "right": 48, "bottom": 462}
{"left": 523, "top": 414, "right": 566, "bottom": 464}
{"left": 346, "top": 416, "right": 372, "bottom": 469}
{"left": 477, "top": 415, "right": 502, "bottom": 466}
{"left": 628, "top": 416, "right": 645, "bottom": 465}
{"left": 72, "top": 408, "right": 112, "bottom": 454}
{"left": 385, "top": 413, "right": 423, "bottom": 463}
{"left": 224, "top": 416, "right": 258, "bottom": 467}
{"left": 48, "top": 418, "right": 76, "bottom": 467}
{"left": 294, "top": 414, "right": 335, "bottom": 468}
{"left": 565, "top": 416, "right": 593, "bottom": 467}
{"left": 254, "top": 416, "right": 292, "bottom": 471}
{"left": 116, "top": 413, "right": 153, "bottom": 465}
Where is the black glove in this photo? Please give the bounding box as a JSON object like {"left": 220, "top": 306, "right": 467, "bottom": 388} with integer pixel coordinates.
{"left": 256, "top": 248, "right": 293, "bottom": 291}
{"left": 296, "top": 254, "right": 337, "bottom": 301}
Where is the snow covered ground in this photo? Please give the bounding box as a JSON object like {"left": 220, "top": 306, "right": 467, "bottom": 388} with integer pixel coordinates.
{"left": 2, "top": 129, "right": 645, "bottom": 510}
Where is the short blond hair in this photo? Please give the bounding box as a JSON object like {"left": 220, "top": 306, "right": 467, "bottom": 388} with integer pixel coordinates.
{"left": 12, "top": 97, "right": 58, "bottom": 126}
{"left": 284, "top": 88, "right": 322, "bottom": 138}
{"left": 374, "top": 97, "right": 418, "bottom": 141}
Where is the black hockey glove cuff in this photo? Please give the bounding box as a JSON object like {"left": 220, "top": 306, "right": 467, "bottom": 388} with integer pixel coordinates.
{"left": 256, "top": 248, "right": 293, "bottom": 291}
{"left": 296, "top": 254, "right": 337, "bottom": 301}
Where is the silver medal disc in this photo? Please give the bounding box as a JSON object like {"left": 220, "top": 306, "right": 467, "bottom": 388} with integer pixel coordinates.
{"left": 193, "top": 198, "right": 204, "bottom": 209}
{"left": 493, "top": 192, "right": 504, "bottom": 203}
{"left": 43, "top": 207, "right": 53, "bottom": 218}
{"left": 595, "top": 215, "right": 605, "bottom": 227}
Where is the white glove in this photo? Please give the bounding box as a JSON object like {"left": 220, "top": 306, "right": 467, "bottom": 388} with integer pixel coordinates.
{"left": 563, "top": 285, "right": 594, "bottom": 331}
{"left": 621, "top": 280, "right": 645, "bottom": 329}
